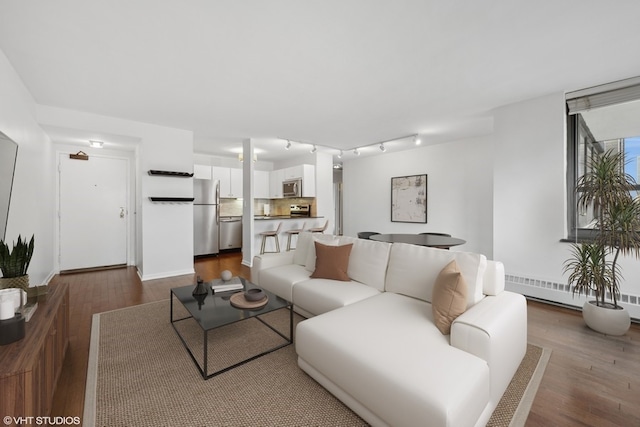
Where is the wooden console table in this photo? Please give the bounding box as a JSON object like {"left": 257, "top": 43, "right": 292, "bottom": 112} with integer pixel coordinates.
{"left": 0, "top": 282, "right": 69, "bottom": 418}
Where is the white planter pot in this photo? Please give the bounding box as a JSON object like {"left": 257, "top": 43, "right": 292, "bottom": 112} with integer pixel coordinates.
{"left": 582, "top": 300, "right": 630, "bottom": 336}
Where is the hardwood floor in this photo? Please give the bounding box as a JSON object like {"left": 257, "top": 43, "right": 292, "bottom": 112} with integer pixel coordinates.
{"left": 47, "top": 252, "right": 639, "bottom": 426}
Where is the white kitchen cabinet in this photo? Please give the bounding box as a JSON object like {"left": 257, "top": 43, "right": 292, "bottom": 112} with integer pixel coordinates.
{"left": 269, "top": 169, "right": 284, "bottom": 198}
{"left": 284, "top": 165, "right": 303, "bottom": 180}
{"left": 301, "top": 164, "right": 315, "bottom": 197}
{"left": 229, "top": 168, "right": 243, "bottom": 198}
{"left": 269, "top": 164, "right": 315, "bottom": 198}
{"left": 193, "top": 164, "right": 212, "bottom": 180}
{"left": 254, "top": 170, "right": 270, "bottom": 199}
{"left": 212, "top": 167, "right": 230, "bottom": 196}
{"left": 213, "top": 166, "right": 242, "bottom": 198}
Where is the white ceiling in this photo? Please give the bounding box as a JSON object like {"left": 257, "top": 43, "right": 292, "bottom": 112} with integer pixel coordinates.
{"left": 1, "top": 1, "right": 640, "bottom": 162}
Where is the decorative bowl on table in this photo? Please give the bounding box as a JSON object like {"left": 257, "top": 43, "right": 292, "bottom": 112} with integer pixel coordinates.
{"left": 244, "top": 288, "right": 265, "bottom": 301}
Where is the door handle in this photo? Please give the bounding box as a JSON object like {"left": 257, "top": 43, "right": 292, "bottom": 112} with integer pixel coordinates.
{"left": 120, "top": 207, "right": 125, "bottom": 218}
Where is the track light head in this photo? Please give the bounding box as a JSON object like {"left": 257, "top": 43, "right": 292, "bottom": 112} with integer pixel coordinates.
{"left": 338, "top": 150, "right": 343, "bottom": 159}
{"left": 354, "top": 148, "right": 360, "bottom": 156}
{"left": 379, "top": 143, "right": 386, "bottom": 152}
{"left": 285, "top": 140, "right": 291, "bottom": 150}
{"left": 310, "top": 144, "right": 317, "bottom": 153}
{"left": 414, "top": 135, "right": 421, "bottom": 145}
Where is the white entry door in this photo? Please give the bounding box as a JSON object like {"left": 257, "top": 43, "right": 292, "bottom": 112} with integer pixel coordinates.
{"left": 59, "top": 154, "right": 129, "bottom": 271}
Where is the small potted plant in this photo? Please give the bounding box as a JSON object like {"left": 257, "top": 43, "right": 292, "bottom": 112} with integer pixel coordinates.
{"left": 0, "top": 234, "right": 35, "bottom": 292}
{"left": 564, "top": 149, "right": 640, "bottom": 335}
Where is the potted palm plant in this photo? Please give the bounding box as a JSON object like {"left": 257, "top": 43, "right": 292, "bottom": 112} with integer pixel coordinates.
{"left": 564, "top": 149, "right": 640, "bottom": 335}
{"left": 0, "top": 234, "right": 34, "bottom": 292}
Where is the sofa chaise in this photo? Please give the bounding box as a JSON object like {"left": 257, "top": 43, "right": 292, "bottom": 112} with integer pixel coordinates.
{"left": 251, "top": 232, "right": 527, "bottom": 427}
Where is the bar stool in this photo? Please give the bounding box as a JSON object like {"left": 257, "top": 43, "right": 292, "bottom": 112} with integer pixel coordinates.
{"left": 260, "top": 222, "right": 282, "bottom": 254}
{"left": 285, "top": 222, "right": 306, "bottom": 251}
{"left": 309, "top": 220, "right": 328, "bottom": 234}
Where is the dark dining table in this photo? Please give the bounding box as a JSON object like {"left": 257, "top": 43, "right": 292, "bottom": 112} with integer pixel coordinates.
{"left": 369, "top": 233, "right": 466, "bottom": 249}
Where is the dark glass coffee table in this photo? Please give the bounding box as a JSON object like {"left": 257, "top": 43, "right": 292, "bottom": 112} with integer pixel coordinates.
{"left": 170, "top": 277, "right": 293, "bottom": 379}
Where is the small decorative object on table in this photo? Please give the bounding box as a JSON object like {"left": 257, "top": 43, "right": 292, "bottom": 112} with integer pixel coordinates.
{"left": 0, "top": 293, "right": 25, "bottom": 345}
{"left": 244, "top": 288, "right": 265, "bottom": 301}
{"left": 192, "top": 276, "right": 208, "bottom": 296}
{"left": 220, "top": 270, "right": 233, "bottom": 281}
{"left": 230, "top": 291, "right": 269, "bottom": 310}
{"left": 210, "top": 276, "right": 243, "bottom": 293}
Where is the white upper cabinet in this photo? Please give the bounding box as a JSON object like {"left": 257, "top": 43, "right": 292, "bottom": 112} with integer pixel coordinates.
{"left": 269, "top": 169, "right": 284, "bottom": 199}
{"left": 254, "top": 170, "right": 270, "bottom": 199}
{"left": 271, "top": 164, "right": 315, "bottom": 197}
{"left": 193, "top": 164, "right": 212, "bottom": 180}
{"left": 283, "top": 165, "right": 303, "bottom": 180}
{"left": 202, "top": 163, "right": 313, "bottom": 199}
{"left": 213, "top": 166, "right": 242, "bottom": 198}
{"left": 301, "top": 164, "right": 315, "bottom": 197}
{"left": 229, "top": 168, "right": 243, "bottom": 198}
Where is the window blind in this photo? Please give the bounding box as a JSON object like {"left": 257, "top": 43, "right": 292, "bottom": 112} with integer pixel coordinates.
{"left": 566, "top": 76, "right": 640, "bottom": 115}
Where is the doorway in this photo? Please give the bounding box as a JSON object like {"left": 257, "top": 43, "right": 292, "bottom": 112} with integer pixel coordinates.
{"left": 58, "top": 153, "right": 130, "bottom": 272}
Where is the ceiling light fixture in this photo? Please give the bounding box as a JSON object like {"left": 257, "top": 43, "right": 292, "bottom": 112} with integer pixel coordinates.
{"left": 338, "top": 150, "right": 343, "bottom": 159}
{"left": 238, "top": 153, "right": 257, "bottom": 162}
{"left": 414, "top": 135, "right": 421, "bottom": 145}
{"left": 310, "top": 144, "right": 317, "bottom": 153}
{"left": 89, "top": 140, "right": 103, "bottom": 148}
{"left": 285, "top": 140, "right": 291, "bottom": 150}
{"left": 379, "top": 143, "right": 386, "bottom": 152}
{"left": 354, "top": 148, "right": 360, "bottom": 156}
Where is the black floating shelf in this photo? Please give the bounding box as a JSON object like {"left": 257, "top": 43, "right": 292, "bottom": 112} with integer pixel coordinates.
{"left": 148, "top": 170, "right": 194, "bottom": 177}
{"left": 149, "top": 197, "right": 195, "bottom": 203}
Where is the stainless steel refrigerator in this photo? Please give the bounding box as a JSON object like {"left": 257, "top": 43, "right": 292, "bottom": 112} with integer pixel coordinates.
{"left": 193, "top": 179, "right": 219, "bottom": 256}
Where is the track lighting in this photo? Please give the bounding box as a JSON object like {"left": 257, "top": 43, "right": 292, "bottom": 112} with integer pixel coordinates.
{"left": 310, "top": 144, "right": 317, "bottom": 153}
{"left": 414, "top": 135, "right": 421, "bottom": 145}
{"left": 379, "top": 143, "right": 386, "bottom": 152}
{"left": 285, "top": 140, "right": 291, "bottom": 150}
{"left": 338, "top": 150, "right": 343, "bottom": 159}
{"left": 354, "top": 148, "right": 360, "bottom": 156}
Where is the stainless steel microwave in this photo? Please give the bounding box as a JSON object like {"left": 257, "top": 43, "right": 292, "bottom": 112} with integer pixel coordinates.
{"left": 282, "top": 179, "right": 302, "bottom": 197}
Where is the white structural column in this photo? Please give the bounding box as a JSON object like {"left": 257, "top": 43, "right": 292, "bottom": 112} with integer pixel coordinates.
{"left": 241, "top": 139, "right": 255, "bottom": 266}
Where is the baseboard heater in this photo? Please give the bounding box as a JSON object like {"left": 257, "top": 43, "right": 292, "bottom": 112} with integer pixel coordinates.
{"left": 506, "top": 273, "right": 640, "bottom": 324}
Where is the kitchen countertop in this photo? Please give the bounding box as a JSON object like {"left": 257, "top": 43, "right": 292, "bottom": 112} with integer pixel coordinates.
{"left": 255, "top": 215, "right": 323, "bottom": 220}
{"left": 220, "top": 215, "right": 323, "bottom": 220}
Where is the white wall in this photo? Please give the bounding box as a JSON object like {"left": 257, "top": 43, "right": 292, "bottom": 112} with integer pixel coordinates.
{"left": 493, "top": 92, "right": 568, "bottom": 279}
{"left": 343, "top": 136, "right": 494, "bottom": 257}
{"left": 0, "top": 50, "right": 56, "bottom": 286}
{"left": 343, "top": 91, "right": 640, "bottom": 320}
{"left": 493, "top": 92, "right": 640, "bottom": 319}
{"left": 36, "top": 106, "right": 195, "bottom": 281}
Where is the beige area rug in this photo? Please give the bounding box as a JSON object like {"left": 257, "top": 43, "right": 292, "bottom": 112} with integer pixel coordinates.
{"left": 84, "top": 300, "right": 550, "bottom": 427}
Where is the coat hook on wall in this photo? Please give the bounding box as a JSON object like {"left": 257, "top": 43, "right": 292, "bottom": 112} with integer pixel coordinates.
{"left": 69, "top": 151, "right": 89, "bottom": 160}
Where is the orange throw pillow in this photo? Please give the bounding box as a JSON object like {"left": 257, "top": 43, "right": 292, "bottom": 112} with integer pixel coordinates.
{"left": 432, "top": 260, "right": 468, "bottom": 334}
{"left": 310, "top": 242, "right": 353, "bottom": 281}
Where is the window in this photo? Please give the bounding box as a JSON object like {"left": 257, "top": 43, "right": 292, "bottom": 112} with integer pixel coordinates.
{"left": 566, "top": 77, "right": 640, "bottom": 240}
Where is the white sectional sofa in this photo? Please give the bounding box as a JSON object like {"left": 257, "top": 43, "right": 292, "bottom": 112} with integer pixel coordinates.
{"left": 251, "top": 232, "right": 527, "bottom": 427}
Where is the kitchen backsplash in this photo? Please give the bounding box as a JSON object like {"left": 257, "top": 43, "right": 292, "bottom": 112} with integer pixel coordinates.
{"left": 220, "top": 197, "right": 316, "bottom": 217}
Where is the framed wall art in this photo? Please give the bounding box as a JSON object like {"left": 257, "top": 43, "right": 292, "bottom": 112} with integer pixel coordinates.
{"left": 391, "top": 174, "right": 427, "bottom": 223}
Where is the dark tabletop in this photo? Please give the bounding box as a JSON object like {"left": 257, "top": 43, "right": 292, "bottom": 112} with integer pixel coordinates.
{"left": 369, "top": 233, "right": 466, "bottom": 249}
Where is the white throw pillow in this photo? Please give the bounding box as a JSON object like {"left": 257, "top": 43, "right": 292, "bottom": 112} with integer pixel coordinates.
{"left": 342, "top": 237, "right": 391, "bottom": 291}
{"left": 385, "top": 243, "right": 486, "bottom": 308}
{"left": 293, "top": 231, "right": 314, "bottom": 266}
